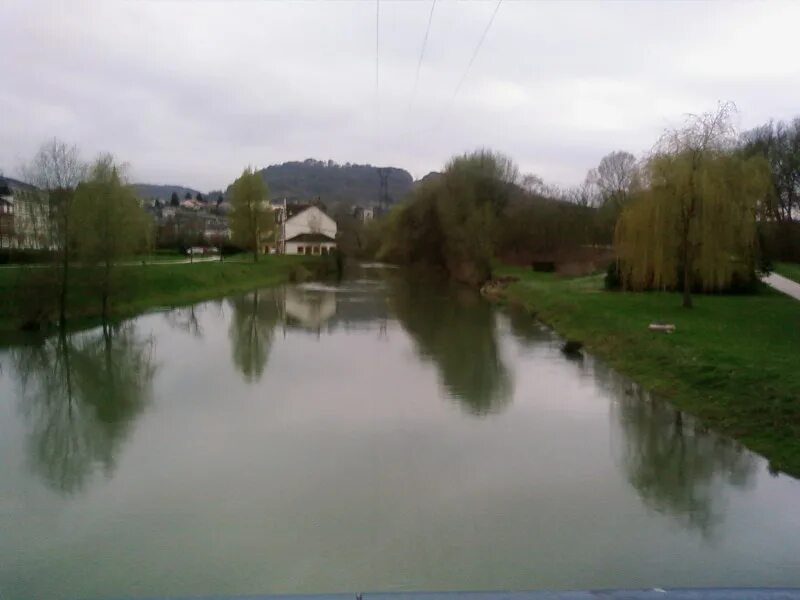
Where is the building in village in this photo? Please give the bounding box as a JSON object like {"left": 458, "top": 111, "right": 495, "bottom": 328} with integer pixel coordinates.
{"left": 0, "top": 176, "right": 49, "bottom": 250}
{"left": 267, "top": 202, "right": 337, "bottom": 255}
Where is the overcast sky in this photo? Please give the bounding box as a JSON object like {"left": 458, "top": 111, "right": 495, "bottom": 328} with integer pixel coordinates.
{"left": 2, "top": 0, "right": 799, "bottom": 191}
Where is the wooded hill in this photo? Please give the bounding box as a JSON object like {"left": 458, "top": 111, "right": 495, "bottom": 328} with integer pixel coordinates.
{"left": 132, "top": 183, "right": 203, "bottom": 201}
{"left": 134, "top": 160, "right": 420, "bottom": 207}
{"left": 249, "top": 159, "right": 414, "bottom": 206}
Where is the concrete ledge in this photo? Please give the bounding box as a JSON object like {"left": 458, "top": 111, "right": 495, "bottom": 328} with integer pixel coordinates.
{"left": 116, "top": 589, "right": 800, "bottom": 600}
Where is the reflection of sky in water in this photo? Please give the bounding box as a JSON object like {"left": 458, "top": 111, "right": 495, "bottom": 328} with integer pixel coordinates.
{"left": 1, "top": 272, "right": 800, "bottom": 600}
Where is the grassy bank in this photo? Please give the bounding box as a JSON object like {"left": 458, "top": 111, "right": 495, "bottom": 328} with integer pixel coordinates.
{"left": 0, "top": 255, "right": 327, "bottom": 335}
{"left": 774, "top": 262, "right": 800, "bottom": 284}
{"left": 496, "top": 266, "right": 800, "bottom": 476}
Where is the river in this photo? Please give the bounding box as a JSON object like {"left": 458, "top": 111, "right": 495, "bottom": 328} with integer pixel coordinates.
{"left": 1, "top": 268, "right": 799, "bottom": 599}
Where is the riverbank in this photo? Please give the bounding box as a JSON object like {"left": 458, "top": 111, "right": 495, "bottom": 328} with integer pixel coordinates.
{"left": 496, "top": 266, "right": 800, "bottom": 477}
{"left": 0, "top": 255, "right": 328, "bottom": 336}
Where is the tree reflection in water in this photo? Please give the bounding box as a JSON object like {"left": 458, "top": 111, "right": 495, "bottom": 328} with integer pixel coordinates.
{"left": 12, "top": 324, "right": 156, "bottom": 495}
{"left": 610, "top": 376, "right": 756, "bottom": 537}
{"left": 389, "top": 277, "right": 511, "bottom": 416}
{"left": 163, "top": 304, "right": 204, "bottom": 338}
{"left": 227, "top": 289, "right": 281, "bottom": 383}
{"left": 502, "top": 305, "right": 551, "bottom": 347}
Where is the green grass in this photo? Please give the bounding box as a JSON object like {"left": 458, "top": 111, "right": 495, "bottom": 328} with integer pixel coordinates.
{"left": 0, "top": 255, "right": 326, "bottom": 336}
{"left": 496, "top": 265, "right": 800, "bottom": 476}
{"left": 774, "top": 262, "right": 800, "bottom": 284}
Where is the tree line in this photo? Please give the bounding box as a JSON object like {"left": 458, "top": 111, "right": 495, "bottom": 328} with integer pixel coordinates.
{"left": 369, "top": 102, "right": 800, "bottom": 308}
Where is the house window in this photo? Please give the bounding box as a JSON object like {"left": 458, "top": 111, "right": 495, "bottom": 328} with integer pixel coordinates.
{"left": 297, "top": 246, "right": 304, "bottom": 254}
{"left": 312, "top": 246, "right": 320, "bottom": 255}
{"left": 321, "top": 247, "right": 328, "bottom": 255}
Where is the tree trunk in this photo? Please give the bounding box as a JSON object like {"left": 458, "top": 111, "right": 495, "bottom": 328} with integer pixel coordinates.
{"left": 253, "top": 224, "right": 259, "bottom": 263}
{"left": 59, "top": 212, "right": 69, "bottom": 328}
{"left": 101, "top": 260, "right": 111, "bottom": 322}
{"left": 59, "top": 252, "right": 69, "bottom": 327}
{"left": 682, "top": 259, "right": 693, "bottom": 308}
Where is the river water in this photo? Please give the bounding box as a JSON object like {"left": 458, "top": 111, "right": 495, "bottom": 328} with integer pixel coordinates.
{"left": 1, "top": 268, "right": 799, "bottom": 599}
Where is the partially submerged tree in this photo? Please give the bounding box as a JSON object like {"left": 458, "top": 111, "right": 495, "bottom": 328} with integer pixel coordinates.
{"left": 72, "top": 155, "right": 150, "bottom": 320}
{"left": 229, "top": 167, "right": 274, "bottom": 262}
{"left": 614, "top": 103, "right": 770, "bottom": 306}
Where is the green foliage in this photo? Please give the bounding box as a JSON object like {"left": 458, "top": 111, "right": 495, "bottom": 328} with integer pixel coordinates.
{"left": 379, "top": 149, "right": 517, "bottom": 285}
{"left": 229, "top": 167, "right": 274, "bottom": 262}
{"left": 71, "top": 155, "right": 151, "bottom": 318}
{"left": 613, "top": 105, "right": 770, "bottom": 303}
{"left": 494, "top": 195, "right": 607, "bottom": 262}
{"left": 615, "top": 151, "right": 768, "bottom": 294}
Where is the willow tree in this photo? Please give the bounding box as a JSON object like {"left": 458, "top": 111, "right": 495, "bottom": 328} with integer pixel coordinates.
{"left": 614, "top": 103, "right": 770, "bottom": 307}
{"left": 72, "top": 156, "right": 150, "bottom": 321}
{"left": 229, "top": 167, "right": 273, "bottom": 262}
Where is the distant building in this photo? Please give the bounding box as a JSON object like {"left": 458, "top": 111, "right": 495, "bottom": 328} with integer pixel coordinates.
{"left": 0, "top": 176, "right": 49, "bottom": 250}
{"left": 270, "top": 202, "right": 337, "bottom": 255}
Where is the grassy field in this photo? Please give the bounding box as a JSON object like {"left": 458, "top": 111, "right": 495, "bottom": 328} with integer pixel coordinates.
{"left": 497, "top": 265, "right": 800, "bottom": 476}
{"left": 0, "top": 255, "right": 327, "bottom": 336}
{"left": 774, "top": 262, "right": 800, "bottom": 284}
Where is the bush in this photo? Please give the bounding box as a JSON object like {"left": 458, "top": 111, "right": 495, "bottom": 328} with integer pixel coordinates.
{"left": 0, "top": 249, "right": 54, "bottom": 265}
{"left": 532, "top": 260, "right": 556, "bottom": 273}
{"left": 604, "top": 261, "right": 622, "bottom": 290}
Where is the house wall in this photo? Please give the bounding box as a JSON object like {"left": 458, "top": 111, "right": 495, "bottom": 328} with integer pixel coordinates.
{"left": 285, "top": 240, "right": 337, "bottom": 255}
{"left": 284, "top": 206, "right": 337, "bottom": 242}
{"left": 3, "top": 189, "right": 50, "bottom": 250}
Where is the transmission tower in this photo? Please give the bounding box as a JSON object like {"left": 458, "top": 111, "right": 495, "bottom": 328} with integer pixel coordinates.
{"left": 377, "top": 167, "right": 390, "bottom": 210}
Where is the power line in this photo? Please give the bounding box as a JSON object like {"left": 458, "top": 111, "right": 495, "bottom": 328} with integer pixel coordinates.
{"left": 435, "top": 0, "right": 502, "bottom": 129}
{"left": 408, "top": 0, "right": 437, "bottom": 113}
{"left": 375, "top": 0, "right": 381, "bottom": 163}
{"left": 375, "top": 0, "right": 380, "bottom": 96}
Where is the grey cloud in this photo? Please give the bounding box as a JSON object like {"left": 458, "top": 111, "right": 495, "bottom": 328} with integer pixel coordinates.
{"left": 1, "top": 0, "right": 798, "bottom": 190}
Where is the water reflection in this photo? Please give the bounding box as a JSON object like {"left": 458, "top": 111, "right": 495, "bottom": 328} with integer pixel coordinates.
{"left": 389, "top": 278, "right": 511, "bottom": 415}
{"left": 227, "top": 289, "right": 281, "bottom": 383}
{"left": 503, "top": 305, "right": 552, "bottom": 346}
{"left": 611, "top": 379, "right": 756, "bottom": 537}
{"left": 164, "top": 304, "right": 204, "bottom": 338}
{"left": 11, "top": 325, "right": 155, "bottom": 495}
{"left": 283, "top": 286, "right": 337, "bottom": 330}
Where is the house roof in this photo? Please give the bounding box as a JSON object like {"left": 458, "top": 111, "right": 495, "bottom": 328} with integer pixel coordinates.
{"left": 286, "top": 232, "right": 336, "bottom": 243}
{"left": 0, "top": 176, "right": 39, "bottom": 194}
{"left": 286, "top": 203, "right": 312, "bottom": 218}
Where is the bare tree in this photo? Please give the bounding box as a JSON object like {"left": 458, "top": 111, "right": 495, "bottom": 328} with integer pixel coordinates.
{"left": 740, "top": 118, "right": 800, "bottom": 222}
{"left": 589, "top": 150, "right": 638, "bottom": 210}
{"left": 21, "top": 139, "right": 86, "bottom": 327}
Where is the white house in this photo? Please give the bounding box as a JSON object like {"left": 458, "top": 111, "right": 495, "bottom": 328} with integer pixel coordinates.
{"left": 274, "top": 203, "right": 337, "bottom": 255}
